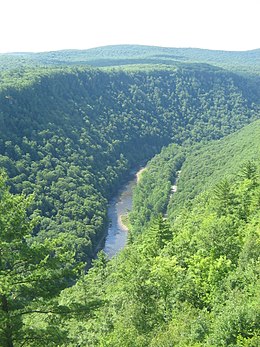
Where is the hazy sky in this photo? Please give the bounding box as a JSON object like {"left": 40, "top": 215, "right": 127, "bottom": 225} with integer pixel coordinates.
{"left": 0, "top": 0, "right": 259, "bottom": 53}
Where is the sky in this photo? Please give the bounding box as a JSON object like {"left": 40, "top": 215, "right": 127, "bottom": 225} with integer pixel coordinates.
{"left": 0, "top": 0, "right": 259, "bottom": 53}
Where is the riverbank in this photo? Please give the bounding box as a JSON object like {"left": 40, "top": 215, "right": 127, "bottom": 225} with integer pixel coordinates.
{"left": 118, "top": 167, "right": 146, "bottom": 232}
{"left": 136, "top": 167, "right": 147, "bottom": 182}
{"left": 119, "top": 214, "right": 130, "bottom": 231}
{"left": 118, "top": 214, "right": 129, "bottom": 231}
{"left": 103, "top": 166, "right": 146, "bottom": 258}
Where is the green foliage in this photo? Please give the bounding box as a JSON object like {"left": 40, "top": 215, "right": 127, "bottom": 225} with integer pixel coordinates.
{"left": 1, "top": 45, "right": 260, "bottom": 77}
{"left": 1, "top": 65, "right": 258, "bottom": 262}
{"left": 0, "top": 174, "right": 79, "bottom": 346}
{"left": 167, "top": 119, "right": 260, "bottom": 218}
{"left": 61, "top": 162, "right": 260, "bottom": 346}
{"left": 0, "top": 47, "right": 260, "bottom": 345}
{"left": 129, "top": 144, "right": 185, "bottom": 236}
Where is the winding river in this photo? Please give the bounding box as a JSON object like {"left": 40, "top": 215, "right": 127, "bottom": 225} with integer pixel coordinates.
{"left": 103, "top": 168, "right": 145, "bottom": 258}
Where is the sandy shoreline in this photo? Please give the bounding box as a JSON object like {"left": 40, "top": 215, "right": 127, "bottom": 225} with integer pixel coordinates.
{"left": 117, "top": 167, "right": 147, "bottom": 231}
{"left": 136, "top": 167, "right": 147, "bottom": 182}
{"left": 118, "top": 214, "right": 129, "bottom": 231}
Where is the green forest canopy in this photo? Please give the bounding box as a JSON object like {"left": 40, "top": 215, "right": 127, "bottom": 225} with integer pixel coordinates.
{"left": 1, "top": 45, "right": 260, "bottom": 75}
{"left": 54, "top": 134, "right": 260, "bottom": 346}
{"left": 0, "top": 46, "right": 259, "bottom": 346}
{"left": 0, "top": 62, "right": 258, "bottom": 263}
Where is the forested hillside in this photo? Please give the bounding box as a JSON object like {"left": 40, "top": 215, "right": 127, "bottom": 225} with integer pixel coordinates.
{"left": 130, "top": 119, "right": 260, "bottom": 234}
{"left": 1, "top": 64, "right": 258, "bottom": 263}
{"left": 0, "top": 46, "right": 260, "bottom": 346}
{"left": 168, "top": 119, "right": 260, "bottom": 217}
{"left": 58, "top": 136, "right": 260, "bottom": 346}
{"left": 1, "top": 45, "right": 260, "bottom": 77}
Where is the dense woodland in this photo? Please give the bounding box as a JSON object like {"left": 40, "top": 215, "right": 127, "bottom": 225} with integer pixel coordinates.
{"left": 130, "top": 120, "right": 260, "bottom": 233}
{"left": 0, "top": 45, "right": 259, "bottom": 346}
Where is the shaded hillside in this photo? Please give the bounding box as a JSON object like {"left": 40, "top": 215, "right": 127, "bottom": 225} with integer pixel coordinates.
{"left": 168, "top": 118, "right": 260, "bottom": 217}
{"left": 0, "top": 65, "right": 259, "bottom": 262}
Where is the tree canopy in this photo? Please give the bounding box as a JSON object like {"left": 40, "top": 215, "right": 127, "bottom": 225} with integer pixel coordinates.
{"left": 0, "top": 47, "right": 259, "bottom": 345}
{"left": 0, "top": 173, "right": 79, "bottom": 347}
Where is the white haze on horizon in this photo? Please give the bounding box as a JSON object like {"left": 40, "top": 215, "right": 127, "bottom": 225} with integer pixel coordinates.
{"left": 0, "top": 0, "right": 259, "bottom": 54}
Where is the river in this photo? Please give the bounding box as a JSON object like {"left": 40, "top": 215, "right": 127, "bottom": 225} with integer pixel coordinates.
{"left": 103, "top": 168, "right": 145, "bottom": 258}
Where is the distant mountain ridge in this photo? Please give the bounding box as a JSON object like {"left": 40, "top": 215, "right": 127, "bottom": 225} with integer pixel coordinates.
{"left": 1, "top": 45, "right": 260, "bottom": 74}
